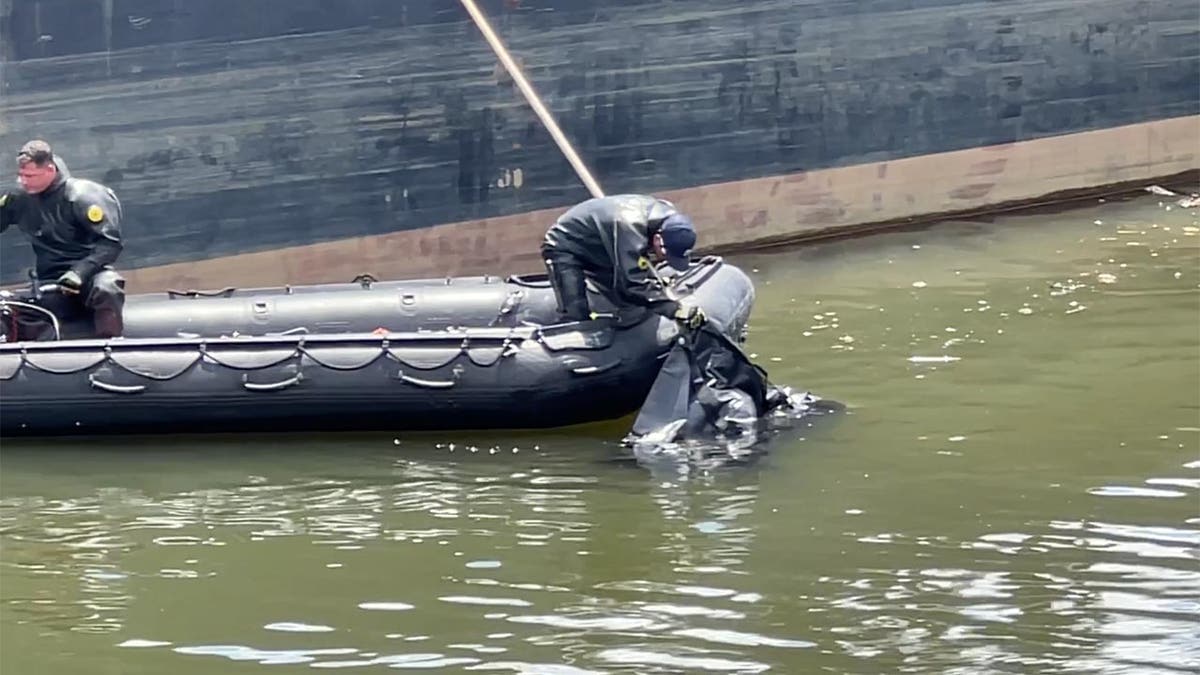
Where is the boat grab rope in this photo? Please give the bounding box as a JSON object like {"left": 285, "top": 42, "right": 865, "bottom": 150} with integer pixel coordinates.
{"left": 0, "top": 322, "right": 628, "bottom": 393}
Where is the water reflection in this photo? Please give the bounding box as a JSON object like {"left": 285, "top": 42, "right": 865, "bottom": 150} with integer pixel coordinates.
{"left": 2, "top": 195, "right": 1198, "bottom": 673}
{"left": 1, "top": 442, "right": 822, "bottom": 671}
{"left": 812, "top": 451, "right": 1200, "bottom": 673}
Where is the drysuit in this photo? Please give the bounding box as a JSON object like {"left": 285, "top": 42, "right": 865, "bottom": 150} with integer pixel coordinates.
{"left": 541, "top": 194, "right": 687, "bottom": 322}
{"left": 1, "top": 156, "right": 126, "bottom": 339}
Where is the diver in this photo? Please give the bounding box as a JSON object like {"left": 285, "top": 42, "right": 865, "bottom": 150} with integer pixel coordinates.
{"left": 0, "top": 140, "right": 126, "bottom": 340}
{"left": 541, "top": 194, "right": 706, "bottom": 328}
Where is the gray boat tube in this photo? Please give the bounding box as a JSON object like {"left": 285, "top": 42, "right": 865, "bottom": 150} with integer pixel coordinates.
{"left": 0, "top": 257, "right": 757, "bottom": 437}
{"left": 115, "top": 255, "right": 753, "bottom": 340}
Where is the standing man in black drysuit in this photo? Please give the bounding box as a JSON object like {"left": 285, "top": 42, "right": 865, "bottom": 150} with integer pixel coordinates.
{"left": 541, "top": 194, "right": 707, "bottom": 328}
{"left": 0, "top": 140, "right": 126, "bottom": 339}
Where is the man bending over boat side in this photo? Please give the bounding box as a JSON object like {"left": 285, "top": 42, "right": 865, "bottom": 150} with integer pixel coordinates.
{"left": 541, "top": 194, "right": 706, "bottom": 328}
{"left": 0, "top": 140, "right": 126, "bottom": 339}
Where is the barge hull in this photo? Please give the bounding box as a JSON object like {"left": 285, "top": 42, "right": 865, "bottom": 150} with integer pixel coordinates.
{"left": 2, "top": 0, "right": 1197, "bottom": 287}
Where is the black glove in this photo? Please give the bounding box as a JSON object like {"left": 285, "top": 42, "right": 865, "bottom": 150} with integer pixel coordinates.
{"left": 57, "top": 270, "right": 83, "bottom": 295}
{"left": 673, "top": 302, "right": 706, "bottom": 330}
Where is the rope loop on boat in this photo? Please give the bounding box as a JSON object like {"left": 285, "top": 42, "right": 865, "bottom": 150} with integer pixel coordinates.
{"left": 0, "top": 323, "right": 622, "bottom": 395}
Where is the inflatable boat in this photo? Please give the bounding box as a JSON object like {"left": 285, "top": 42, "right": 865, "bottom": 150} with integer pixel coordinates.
{"left": 0, "top": 257, "right": 759, "bottom": 437}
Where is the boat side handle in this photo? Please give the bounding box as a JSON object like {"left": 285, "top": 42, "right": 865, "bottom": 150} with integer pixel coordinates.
{"left": 242, "top": 372, "right": 304, "bottom": 391}
{"left": 570, "top": 359, "right": 622, "bottom": 376}
{"left": 395, "top": 370, "right": 457, "bottom": 389}
{"left": 88, "top": 374, "right": 146, "bottom": 394}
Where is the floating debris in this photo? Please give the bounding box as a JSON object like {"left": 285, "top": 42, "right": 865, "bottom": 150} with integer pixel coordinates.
{"left": 908, "top": 355, "right": 961, "bottom": 363}
{"left": 1097, "top": 273, "right": 1118, "bottom": 284}
{"left": 1145, "top": 185, "right": 1177, "bottom": 196}
{"left": 1049, "top": 280, "right": 1086, "bottom": 296}
{"left": 912, "top": 281, "right": 927, "bottom": 288}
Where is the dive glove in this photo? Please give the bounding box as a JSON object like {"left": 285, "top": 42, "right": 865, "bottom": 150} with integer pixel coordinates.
{"left": 673, "top": 302, "right": 706, "bottom": 330}
{"left": 57, "top": 270, "right": 83, "bottom": 295}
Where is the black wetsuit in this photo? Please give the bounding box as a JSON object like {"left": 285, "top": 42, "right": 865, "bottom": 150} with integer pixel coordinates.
{"left": 0, "top": 157, "right": 126, "bottom": 339}
{"left": 541, "top": 194, "right": 681, "bottom": 321}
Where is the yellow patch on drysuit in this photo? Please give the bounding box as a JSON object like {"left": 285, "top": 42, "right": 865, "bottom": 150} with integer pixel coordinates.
{"left": 637, "top": 256, "right": 650, "bottom": 270}
{"left": 0, "top": 194, "right": 7, "bottom": 207}
{"left": 86, "top": 204, "right": 104, "bottom": 223}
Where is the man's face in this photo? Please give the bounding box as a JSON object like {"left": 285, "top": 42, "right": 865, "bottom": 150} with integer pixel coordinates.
{"left": 651, "top": 233, "right": 666, "bottom": 260}
{"left": 17, "top": 160, "right": 56, "bottom": 194}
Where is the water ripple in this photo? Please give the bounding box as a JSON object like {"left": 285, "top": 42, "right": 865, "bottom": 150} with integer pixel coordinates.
{"left": 264, "top": 621, "right": 336, "bottom": 633}
{"left": 595, "top": 648, "right": 769, "bottom": 673}
{"left": 671, "top": 627, "right": 815, "bottom": 648}
{"left": 439, "top": 596, "right": 533, "bottom": 608}
{"left": 506, "top": 613, "right": 670, "bottom": 632}
{"left": 1089, "top": 486, "right": 1189, "bottom": 499}
{"left": 461, "top": 662, "right": 602, "bottom": 674}
{"left": 172, "top": 645, "right": 359, "bottom": 665}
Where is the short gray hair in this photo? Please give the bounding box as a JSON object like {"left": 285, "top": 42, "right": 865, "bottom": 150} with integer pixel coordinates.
{"left": 17, "top": 140, "right": 54, "bottom": 166}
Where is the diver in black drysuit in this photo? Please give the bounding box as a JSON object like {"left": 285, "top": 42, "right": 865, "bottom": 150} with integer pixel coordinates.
{"left": 0, "top": 142, "right": 126, "bottom": 340}
{"left": 544, "top": 195, "right": 793, "bottom": 443}
{"left": 541, "top": 194, "right": 706, "bottom": 328}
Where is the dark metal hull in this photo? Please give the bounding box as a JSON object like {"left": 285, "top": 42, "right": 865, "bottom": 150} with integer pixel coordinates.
{"left": 2, "top": 1, "right": 1196, "bottom": 286}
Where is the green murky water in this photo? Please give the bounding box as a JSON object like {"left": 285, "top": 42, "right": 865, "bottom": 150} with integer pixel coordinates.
{"left": 2, "top": 193, "right": 1197, "bottom": 674}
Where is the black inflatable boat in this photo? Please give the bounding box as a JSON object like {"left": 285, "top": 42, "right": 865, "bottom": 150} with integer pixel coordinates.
{"left": 0, "top": 257, "right": 758, "bottom": 437}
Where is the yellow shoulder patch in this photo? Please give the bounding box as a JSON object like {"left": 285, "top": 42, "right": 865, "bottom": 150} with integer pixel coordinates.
{"left": 0, "top": 193, "right": 7, "bottom": 207}
{"left": 637, "top": 256, "right": 650, "bottom": 270}
{"left": 86, "top": 204, "right": 104, "bottom": 223}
